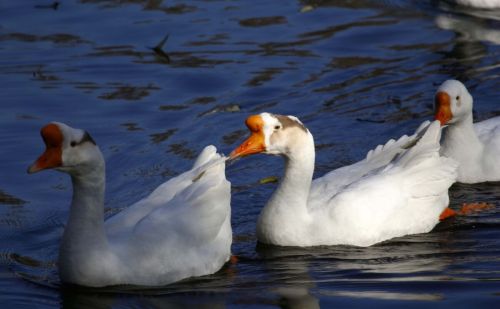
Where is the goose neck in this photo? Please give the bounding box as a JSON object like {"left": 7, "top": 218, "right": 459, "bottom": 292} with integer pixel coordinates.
{"left": 60, "top": 162, "right": 109, "bottom": 262}
{"left": 271, "top": 137, "right": 315, "bottom": 210}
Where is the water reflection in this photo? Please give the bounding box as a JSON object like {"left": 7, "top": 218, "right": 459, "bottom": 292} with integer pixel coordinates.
{"left": 318, "top": 237, "right": 452, "bottom": 278}
{"left": 256, "top": 244, "right": 320, "bottom": 309}
{"left": 254, "top": 227, "right": 483, "bottom": 304}
{"left": 433, "top": 0, "right": 500, "bottom": 83}
{"left": 433, "top": 4, "right": 499, "bottom": 98}
{"left": 60, "top": 286, "right": 226, "bottom": 309}
{"left": 320, "top": 290, "right": 442, "bottom": 301}
{"left": 436, "top": 13, "right": 500, "bottom": 45}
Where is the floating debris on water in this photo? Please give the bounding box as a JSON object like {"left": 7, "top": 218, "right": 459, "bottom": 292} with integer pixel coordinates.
{"left": 259, "top": 176, "right": 279, "bottom": 185}
{"left": 149, "top": 34, "right": 171, "bottom": 63}
{"left": 300, "top": 5, "right": 314, "bottom": 13}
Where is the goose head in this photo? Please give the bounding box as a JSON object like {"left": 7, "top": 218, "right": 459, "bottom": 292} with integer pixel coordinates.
{"left": 434, "top": 79, "right": 473, "bottom": 126}
{"left": 28, "top": 122, "right": 102, "bottom": 175}
{"left": 230, "top": 113, "right": 312, "bottom": 159}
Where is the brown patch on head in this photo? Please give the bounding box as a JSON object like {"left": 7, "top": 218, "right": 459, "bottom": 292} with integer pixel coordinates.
{"left": 77, "top": 131, "right": 96, "bottom": 146}
{"left": 274, "top": 115, "right": 307, "bottom": 133}
{"left": 434, "top": 91, "right": 452, "bottom": 126}
{"left": 27, "top": 123, "right": 64, "bottom": 173}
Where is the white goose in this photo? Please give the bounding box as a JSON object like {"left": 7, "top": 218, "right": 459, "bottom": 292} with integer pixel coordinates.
{"left": 230, "top": 113, "right": 457, "bottom": 247}
{"left": 435, "top": 79, "right": 500, "bottom": 183}
{"left": 28, "top": 122, "right": 232, "bottom": 287}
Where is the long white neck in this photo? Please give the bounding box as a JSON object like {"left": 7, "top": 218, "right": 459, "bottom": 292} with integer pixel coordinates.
{"left": 59, "top": 160, "right": 110, "bottom": 277}
{"left": 257, "top": 132, "right": 315, "bottom": 244}
{"left": 271, "top": 150, "right": 315, "bottom": 211}
{"left": 441, "top": 114, "right": 484, "bottom": 182}
{"left": 441, "top": 115, "right": 483, "bottom": 155}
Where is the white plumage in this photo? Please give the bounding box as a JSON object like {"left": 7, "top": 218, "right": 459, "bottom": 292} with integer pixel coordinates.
{"left": 435, "top": 80, "right": 500, "bottom": 183}
{"left": 231, "top": 113, "right": 457, "bottom": 247}
{"left": 452, "top": 0, "right": 500, "bottom": 9}
{"left": 28, "top": 122, "right": 232, "bottom": 287}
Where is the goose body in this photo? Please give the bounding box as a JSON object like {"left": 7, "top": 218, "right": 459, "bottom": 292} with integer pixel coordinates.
{"left": 435, "top": 79, "right": 500, "bottom": 183}
{"left": 28, "top": 122, "right": 231, "bottom": 287}
{"left": 231, "top": 114, "right": 457, "bottom": 247}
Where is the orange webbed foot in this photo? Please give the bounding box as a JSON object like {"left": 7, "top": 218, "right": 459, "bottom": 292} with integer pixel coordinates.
{"left": 439, "top": 202, "right": 494, "bottom": 221}
{"left": 224, "top": 255, "right": 239, "bottom": 278}
{"left": 439, "top": 207, "right": 457, "bottom": 221}
{"left": 457, "top": 202, "right": 494, "bottom": 216}
{"left": 230, "top": 255, "right": 239, "bottom": 265}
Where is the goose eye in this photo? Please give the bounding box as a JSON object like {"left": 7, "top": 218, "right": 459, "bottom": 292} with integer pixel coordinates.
{"left": 456, "top": 96, "right": 460, "bottom": 100}
{"left": 70, "top": 141, "right": 76, "bottom": 147}
{"left": 274, "top": 125, "right": 281, "bottom": 130}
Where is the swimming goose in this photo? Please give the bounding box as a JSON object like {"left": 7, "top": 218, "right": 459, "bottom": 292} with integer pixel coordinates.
{"left": 230, "top": 113, "right": 457, "bottom": 247}
{"left": 435, "top": 79, "right": 500, "bottom": 183}
{"left": 28, "top": 122, "right": 231, "bottom": 287}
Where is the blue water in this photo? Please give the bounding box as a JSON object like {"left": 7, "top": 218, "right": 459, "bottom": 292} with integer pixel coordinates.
{"left": 1, "top": 0, "right": 499, "bottom": 307}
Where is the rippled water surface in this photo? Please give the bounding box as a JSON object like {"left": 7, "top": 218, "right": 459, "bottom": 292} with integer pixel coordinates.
{"left": 1, "top": 0, "right": 500, "bottom": 308}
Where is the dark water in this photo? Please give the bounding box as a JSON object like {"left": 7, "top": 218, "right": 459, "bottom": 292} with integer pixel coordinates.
{"left": 1, "top": 0, "right": 500, "bottom": 307}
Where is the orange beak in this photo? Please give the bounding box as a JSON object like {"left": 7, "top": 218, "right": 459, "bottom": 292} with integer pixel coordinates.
{"left": 434, "top": 91, "right": 452, "bottom": 126}
{"left": 27, "top": 123, "right": 63, "bottom": 174}
{"left": 229, "top": 115, "right": 266, "bottom": 159}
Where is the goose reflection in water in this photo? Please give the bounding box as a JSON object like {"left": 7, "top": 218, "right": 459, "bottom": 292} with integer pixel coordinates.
{"left": 254, "top": 224, "right": 471, "bottom": 306}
